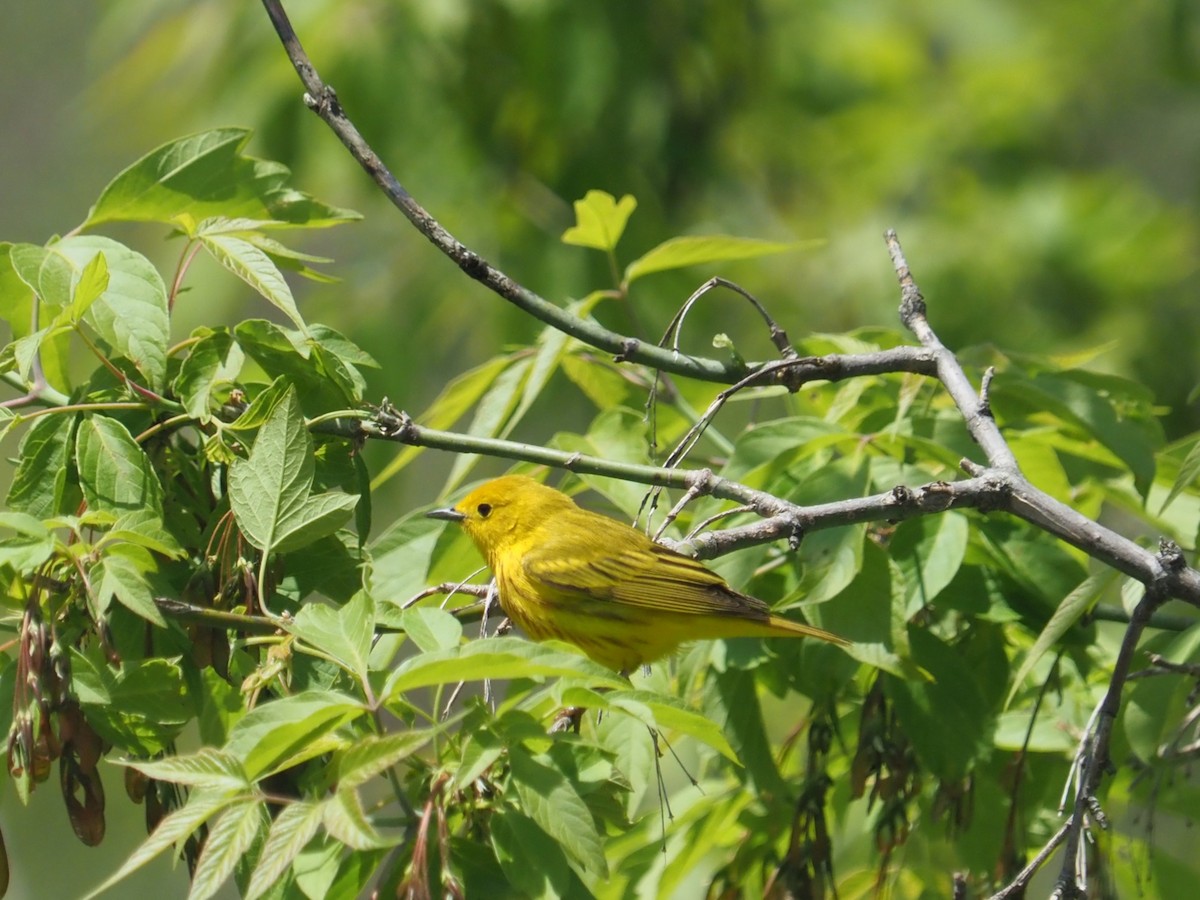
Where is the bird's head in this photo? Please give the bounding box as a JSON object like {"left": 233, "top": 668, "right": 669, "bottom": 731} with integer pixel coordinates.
{"left": 426, "top": 474, "right": 573, "bottom": 554}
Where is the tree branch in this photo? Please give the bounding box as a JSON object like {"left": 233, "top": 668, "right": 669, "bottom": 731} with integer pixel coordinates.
{"left": 259, "top": 0, "right": 814, "bottom": 386}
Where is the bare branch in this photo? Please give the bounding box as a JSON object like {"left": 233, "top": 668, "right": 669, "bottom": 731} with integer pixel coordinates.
{"left": 260, "top": 0, "right": 799, "bottom": 386}
{"left": 662, "top": 276, "right": 799, "bottom": 360}
{"left": 885, "top": 229, "right": 1019, "bottom": 471}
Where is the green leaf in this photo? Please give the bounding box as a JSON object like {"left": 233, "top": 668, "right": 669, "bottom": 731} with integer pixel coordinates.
{"left": 101, "top": 507, "right": 186, "bottom": 559}
{"left": 584, "top": 687, "right": 738, "bottom": 764}
{"left": 73, "top": 655, "right": 189, "bottom": 755}
{"left": 886, "top": 630, "right": 994, "bottom": 780}
{"left": 85, "top": 128, "right": 360, "bottom": 229}
{"left": 490, "top": 807, "right": 581, "bottom": 899}
{"left": 1162, "top": 437, "right": 1200, "bottom": 513}
{"left": 127, "top": 748, "right": 250, "bottom": 792}
{"left": 174, "top": 329, "right": 245, "bottom": 422}
{"left": 8, "top": 242, "right": 73, "bottom": 306}
{"left": 245, "top": 800, "right": 325, "bottom": 900}
{"left": 228, "top": 388, "right": 359, "bottom": 556}
{"left": 83, "top": 789, "right": 236, "bottom": 900}
{"left": 455, "top": 727, "right": 505, "bottom": 790}
{"left": 226, "top": 375, "right": 292, "bottom": 433}
{"left": 561, "top": 190, "right": 637, "bottom": 252}
{"left": 705, "top": 667, "right": 786, "bottom": 795}
{"left": 232, "top": 320, "right": 360, "bottom": 412}
{"left": 889, "top": 512, "right": 969, "bottom": 615}
{"left": 8, "top": 414, "right": 77, "bottom": 518}
{"left": 189, "top": 799, "right": 268, "bottom": 900}
{"left": 560, "top": 353, "right": 636, "bottom": 410}
{"left": 594, "top": 707, "right": 655, "bottom": 816}
{"left": 69, "top": 250, "right": 110, "bottom": 320}
{"left": 993, "top": 710, "right": 1076, "bottom": 753}
{"left": 508, "top": 746, "right": 608, "bottom": 877}
{"left": 384, "top": 637, "right": 625, "bottom": 699}
{"left": 75, "top": 414, "right": 164, "bottom": 516}
{"left": 0, "top": 512, "right": 56, "bottom": 572}
{"left": 93, "top": 543, "right": 168, "bottom": 626}
{"left": 224, "top": 690, "right": 365, "bottom": 780}
{"left": 307, "top": 324, "right": 378, "bottom": 369}
{"left": 55, "top": 235, "right": 170, "bottom": 390}
{"left": 311, "top": 340, "right": 367, "bottom": 405}
{"left": 198, "top": 230, "right": 307, "bottom": 333}
{"left": 335, "top": 730, "right": 438, "bottom": 790}
{"left": 398, "top": 607, "right": 464, "bottom": 653}
{"left": 505, "top": 327, "right": 572, "bottom": 436}
{"left": 624, "top": 235, "right": 806, "bottom": 284}
{"left": 366, "top": 514, "right": 451, "bottom": 614}
{"left": 321, "top": 788, "right": 395, "bottom": 850}
{"left": 1005, "top": 570, "right": 1116, "bottom": 709}
{"left": 286, "top": 591, "right": 373, "bottom": 681}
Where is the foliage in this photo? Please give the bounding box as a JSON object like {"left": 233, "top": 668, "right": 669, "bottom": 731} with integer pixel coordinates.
{"left": 0, "top": 129, "right": 1198, "bottom": 900}
{"left": 77, "top": 0, "right": 1200, "bottom": 441}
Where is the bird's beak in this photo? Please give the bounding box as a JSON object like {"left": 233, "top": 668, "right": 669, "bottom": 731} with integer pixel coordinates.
{"left": 426, "top": 506, "right": 466, "bottom": 523}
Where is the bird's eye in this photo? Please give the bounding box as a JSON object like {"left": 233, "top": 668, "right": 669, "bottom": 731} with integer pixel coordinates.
{"left": 477, "top": 503, "right": 492, "bottom": 518}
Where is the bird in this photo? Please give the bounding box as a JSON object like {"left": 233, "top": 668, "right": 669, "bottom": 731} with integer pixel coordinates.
{"left": 426, "top": 474, "right": 847, "bottom": 674}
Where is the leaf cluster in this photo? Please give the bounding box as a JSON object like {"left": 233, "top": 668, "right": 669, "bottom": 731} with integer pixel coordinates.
{"left": 0, "top": 132, "right": 1198, "bottom": 900}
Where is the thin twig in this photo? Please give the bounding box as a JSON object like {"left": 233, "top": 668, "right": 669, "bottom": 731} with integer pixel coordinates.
{"left": 260, "top": 0, "right": 766, "bottom": 385}
{"left": 988, "top": 821, "right": 1073, "bottom": 900}
{"left": 662, "top": 276, "right": 799, "bottom": 360}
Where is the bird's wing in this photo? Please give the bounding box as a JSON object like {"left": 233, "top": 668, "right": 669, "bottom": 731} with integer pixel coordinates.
{"left": 522, "top": 527, "right": 771, "bottom": 619}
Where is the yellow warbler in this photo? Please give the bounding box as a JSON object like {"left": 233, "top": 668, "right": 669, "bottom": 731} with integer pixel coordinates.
{"left": 427, "top": 474, "right": 847, "bottom": 674}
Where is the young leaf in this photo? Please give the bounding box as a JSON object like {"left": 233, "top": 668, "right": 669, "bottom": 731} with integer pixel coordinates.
{"left": 442, "top": 356, "right": 531, "bottom": 494}
{"left": 126, "top": 747, "right": 250, "bottom": 792}
{"left": 334, "top": 730, "right": 439, "bottom": 790}
{"left": 321, "top": 788, "right": 394, "bottom": 850}
{"left": 228, "top": 388, "right": 359, "bottom": 556}
{"left": 92, "top": 543, "right": 168, "bottom": 626}
{"left": 624, "top": 235, "right": 807, "bottom": 284}
{"left": 245, "top": 800, "right": 325, "bottom": 900}
{"left": 82, "top": 789, "right": 237, "bottom": 900}
{"left": 1005, "top": 570, "right": 1116, "bottom": 709}
{"left": 174, "top": 330, "right": 246, "bottom": 422}
{"left": 188, "top": 799, "right": 268, "bottom": 900}
{"left": 371, "top": 354, "right": 514, "bottom": 486}
{"left": 69, "top": 251, "right": 110, "bottom": 319}
{"left": 561, "top": 190, "right": 637, "bottom": 252}
{"left": 55, "top": 235, "right": 170, "bottom": 390}
{"left": 75, "top": 415, "right": 164, "bottom": 517}
{"left": 198, "top": 230, "right": 307, "bottom": 333}
{"left": 285, "top": 591, "right": 374, "bottom": 681}
{"left": 85, "top": 128, "right": 360, "bottom": 229}
{"left": 223, "top": 691, "right": 365, "bottom": 781}
{"left": 225, "top": 375, "right": 291, "bottom": 433}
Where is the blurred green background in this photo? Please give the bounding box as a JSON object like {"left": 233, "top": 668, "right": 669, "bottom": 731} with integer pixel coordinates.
{"left": 2, "top": 0, "right": 1199, "bottom": 895}
{"left": 7, "top": 0, "right": 1200, "bottom": 444}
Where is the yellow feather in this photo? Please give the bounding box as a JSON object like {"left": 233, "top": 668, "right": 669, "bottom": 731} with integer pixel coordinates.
{"left": 428, "top": 475, "right": 847, "bottom": 674}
